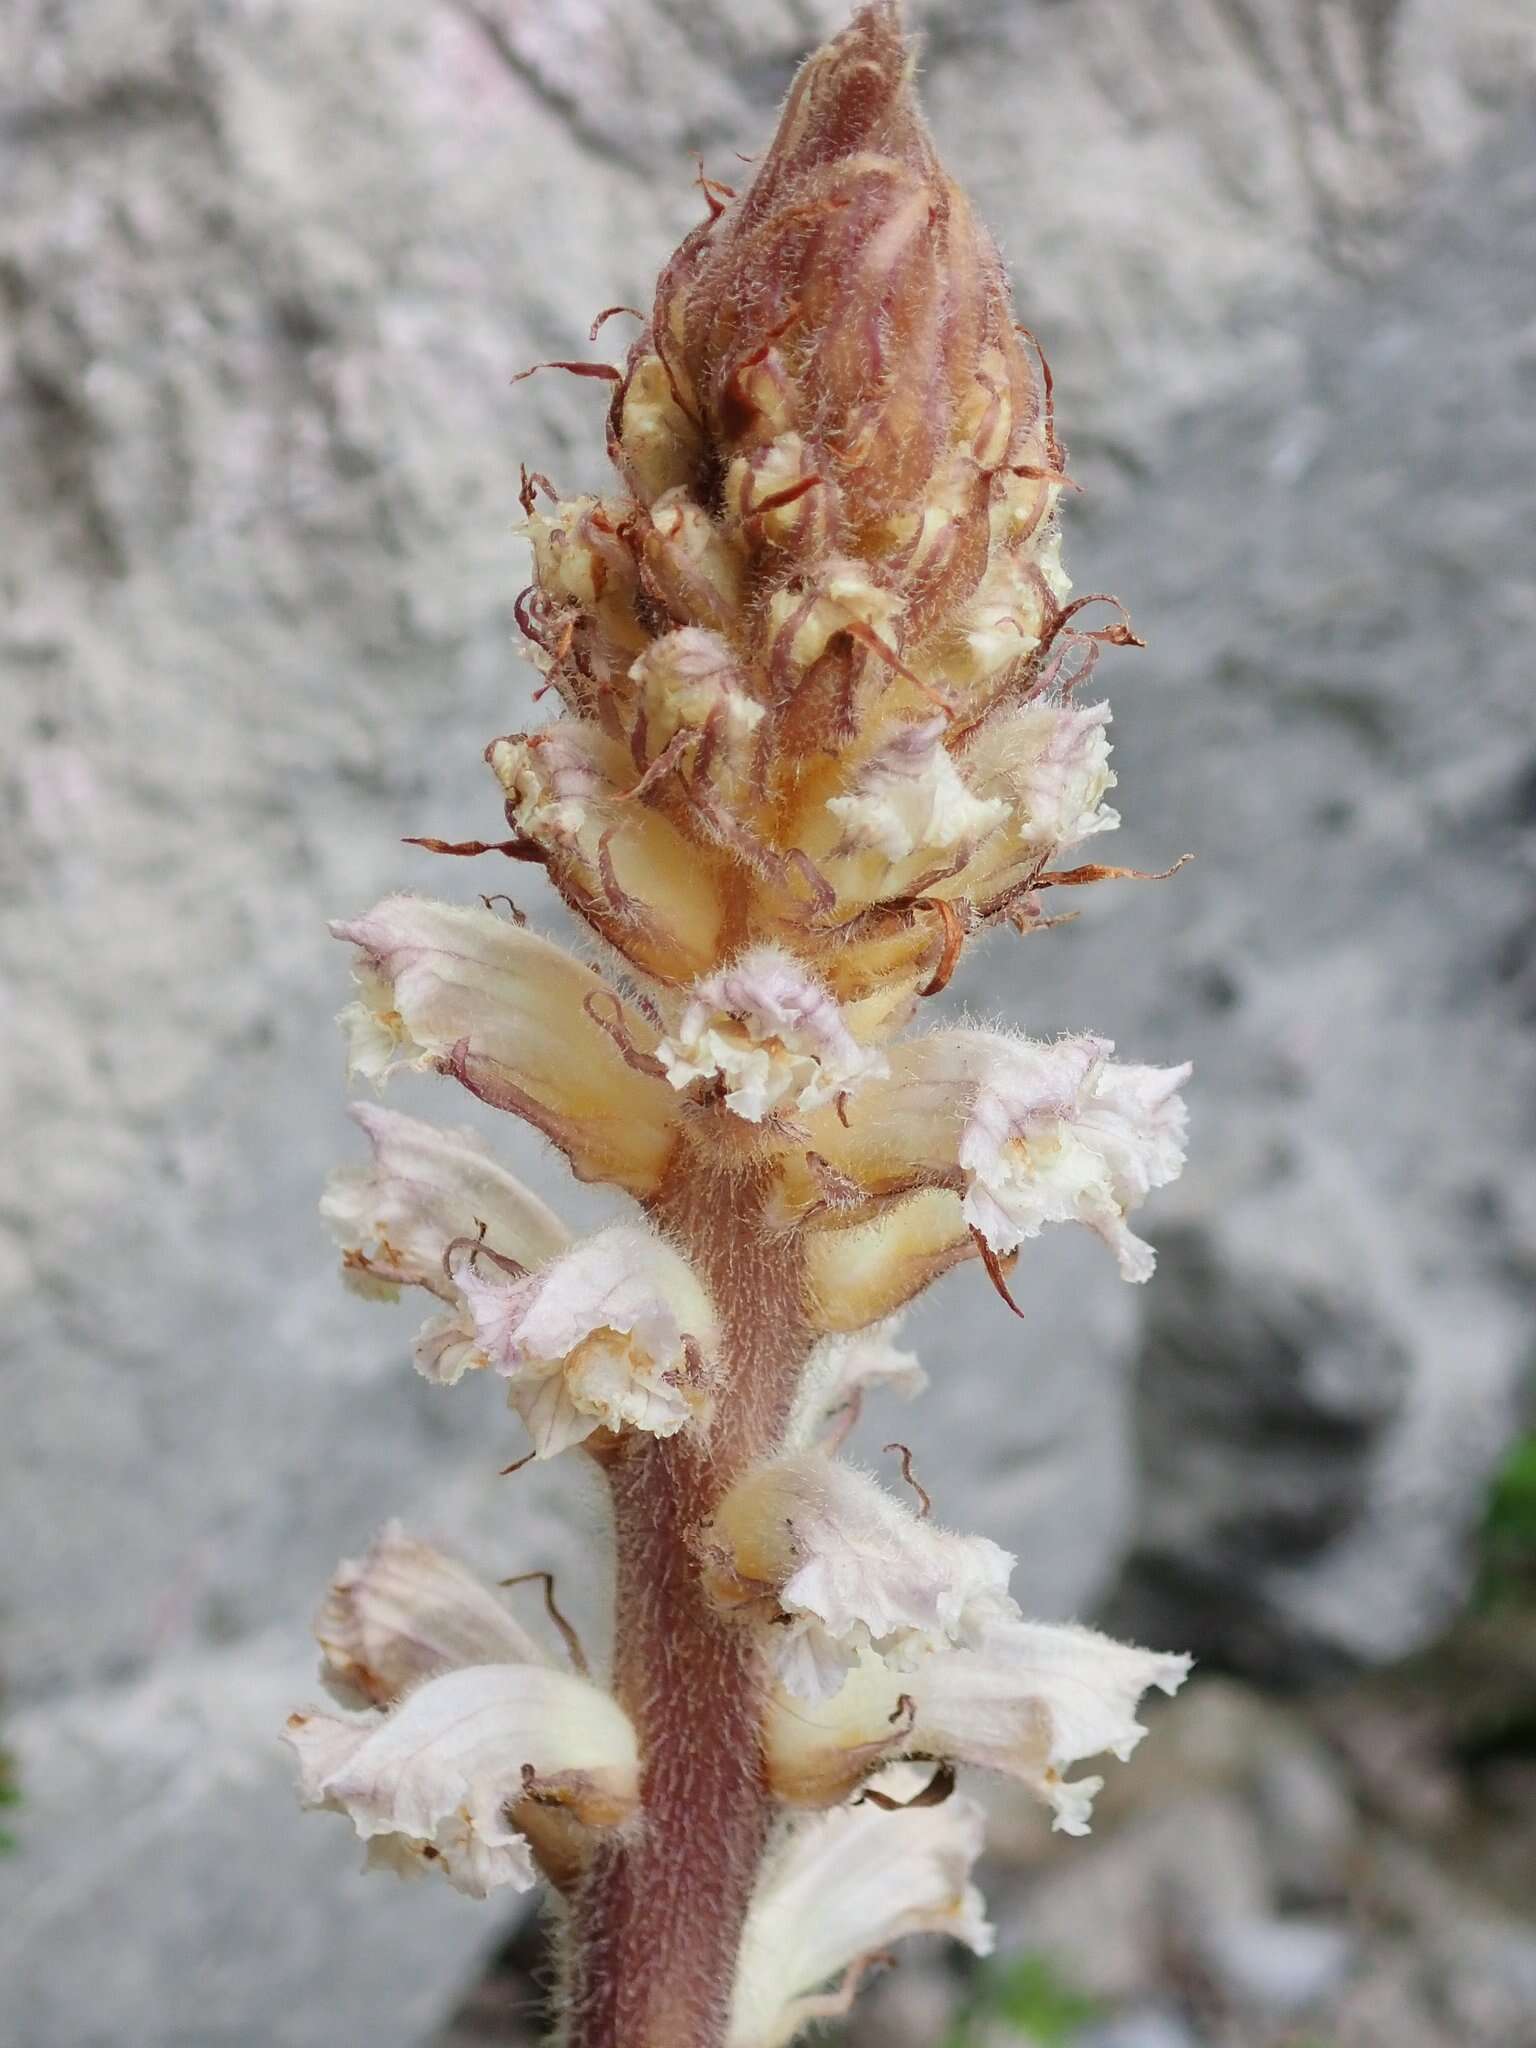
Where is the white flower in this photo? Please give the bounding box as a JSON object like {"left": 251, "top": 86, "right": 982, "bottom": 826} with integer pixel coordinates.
{"left": 286, "top": 1663, "right": 640, "bottom": 1898}
{"left": 803, "top": 1029, "right": 1189, "bottom": 1286}
{"left": 952, "top": 547, "right": 1056, "bottom": 686}
{"left": 456, "top": 1222, "right": 716, "bottom": 1457}
{"left": 331, "top": 895, "right": 676, "bottom": 1195}
{"left": 789, "top": 1320, "right": 927, "bottom": 1446}
{"left": 488, "top": 722, "right": 617, "bottom": 847}
{"left": 314, "top": 1520, "right": 547, "bottom": 1709}
{"left": 957, "top": 1035, "right": 1190, "bottom": 1281}
{"left": 728, "top": 1768, "right": 993, "bottom": 2048}
{"left": 705, "top": 1454, "right": 1015, "bottom": 1700}
{"left": 820, "top": 1323, "right": 927, "bottom": 1405}
{"left": 629, "top": 627, "right": 765, "bottom": 766}
{"left": 973, "top": 700, "right": 1119, "bottom": 849}
{"left": 287, "top": 1530, "right": 640, "bottom": 1897}
{"left": 827, "top": 718, "right": 1008, "bottom": 862}
{"left": 766, "top": 1621, "right": 1191, "bottom": 1832}
{"left": 320, "top": 1102, "right": 568, "bottom": 1302}
{"left": 657, "top": 946, "right": 888, "bottom": 1123}
{"left": 905, "top": 1617, "right": 1191, "bottom": 1835}
{"left": 765, "top": 560, "right": 904, "bottom": 673}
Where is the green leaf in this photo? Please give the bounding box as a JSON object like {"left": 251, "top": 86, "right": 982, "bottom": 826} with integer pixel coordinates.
{"left": 991, "top": 1955, "right": 1103, "bottom": 2041}
{"left": 1477, "top": 1432, "right": 1536, "bottom": 1606}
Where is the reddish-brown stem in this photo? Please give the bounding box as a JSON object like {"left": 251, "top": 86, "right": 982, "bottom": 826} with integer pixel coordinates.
{"left": 561, "top": 1138, "right": 812, "bottom": 2048}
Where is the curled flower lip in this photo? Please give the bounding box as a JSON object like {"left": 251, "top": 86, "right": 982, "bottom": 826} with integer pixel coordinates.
{"left": 957, "top": 1040, "right": 1191, "bottom": 1279}
{"left": 826, "top": 714, "right": 1009, "bottom": 866}
{"left": 321, "top": 1102, "right": 568, "bottom": 1303}
{"left": 797, "top": 1028, "right": 1189, "bottom": 1287}
{"left": 962, "top": 696, "right": 1121, "bottom": 859}
{"left": 657, "top": 945, "right": 889, "bottom": 1124}
{"left": 288, "top": 1662, "right": 641, "bottom": 1898}
{"left": 704, "top": 1452, "right": 1015, "bottom": 1700}
{"left": 315, "top": 1520, "right": 550, "bottom": 1711}
{"left": 788, "top": 1318, "right": 927, "bottom": 1450}
{"left": 457, "top": 1222, "right": 717, "bottom": 1459}
{"left": 766, "top": 1616, "right": 1191, "bottom": 1831}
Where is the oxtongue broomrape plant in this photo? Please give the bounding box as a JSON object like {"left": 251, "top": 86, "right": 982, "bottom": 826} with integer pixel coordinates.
{"left": 286, "top": 7, "right": 1193, "bottom": 2044}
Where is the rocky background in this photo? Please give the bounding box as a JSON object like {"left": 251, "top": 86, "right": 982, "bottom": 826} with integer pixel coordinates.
{"left": 3, "top": 1, "right": 1534, "bottom": 2043}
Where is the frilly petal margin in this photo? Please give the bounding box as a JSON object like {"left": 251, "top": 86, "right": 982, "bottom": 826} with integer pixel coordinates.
{"left": 457, "top": 1220, "right": 718, "bottom": 1457}
{"left": 286, "top": 1664, "right": 640, "bottom": 1899}
{"left": 704, "top": 1454, "right": 1014, "bottom": 1700}
{"left": 766, "top": 1616, "right": 1191, "bottom": 1827}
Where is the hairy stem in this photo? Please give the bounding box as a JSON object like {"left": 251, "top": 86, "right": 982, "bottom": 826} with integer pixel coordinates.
{"left": 562, "top": 1140, "right": 811, "bottom": 2048}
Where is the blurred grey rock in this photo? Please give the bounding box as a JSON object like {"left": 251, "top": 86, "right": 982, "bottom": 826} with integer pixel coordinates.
{"left": 839, "top": 1960, "right": 963, "bottom": 2048}
{"left": 1370, "top": 1841, "right": 1536, "bottom": 2046}
{"left": 1074, "top": 2012, "right": 1197, "bottom": 2048}
{"left": 1107, "top": 1217, "right": 1414, "bottom": 1677}
{"left": 4, "top": 0, "right": 1535, "bottom": 2042}
{"left": 1197, "top": 1912, "right": 1353, "bottom": 2016}
{"left": 1250, "top": 1735, "right": 1355, "bottom": 1906}
{"left": 1002, "top": 1792, "right": 1271, "bottom": 2002}
{"left": 0, "top": 1638, "right": 528, "bottom": 2048}
{"left": 1093, "top": 104, "right": 1536, "bottom": 1677}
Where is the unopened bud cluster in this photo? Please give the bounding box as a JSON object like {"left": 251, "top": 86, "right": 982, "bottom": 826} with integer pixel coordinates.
{"left": 289, "top": 9, "right": 1191, "bottom": 2045}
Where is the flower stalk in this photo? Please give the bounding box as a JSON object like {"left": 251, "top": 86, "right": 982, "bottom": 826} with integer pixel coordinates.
{"left": 289, "top": 7, "right": 1193, "bottom": 2045}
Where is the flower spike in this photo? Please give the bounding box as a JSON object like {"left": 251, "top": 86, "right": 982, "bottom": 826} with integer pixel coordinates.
{"left": 296, "top": 8, "right": 1193, "bottom": 2043}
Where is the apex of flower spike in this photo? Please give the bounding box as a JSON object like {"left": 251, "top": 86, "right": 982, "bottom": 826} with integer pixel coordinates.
{"left": 614, "top": 0, "right": 1055, "bottom": 642}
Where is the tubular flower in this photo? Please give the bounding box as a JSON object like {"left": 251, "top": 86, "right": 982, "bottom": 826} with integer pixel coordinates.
{"left": 800, "top": 1029, "right": 1189, "bottom": 1285}
{"left": 320, "top": 1102, "right": 570, "bottom": 1388}
{"left": 703, "top": 1453, "right": 1015, "bottom": 1699}
{"left": 299, "top": 8, "right": 1194, "bottom": 2044}
{"left": 970, "top": 697, "right": 1120, "bottom": 851}
{"left": 333, "top": 895, "right": 677, "bottom": 1194}
{"left": 788, "top": 1319, "right": 928, "bottom": 1448}
{"left": 488, "top": 722, "right": 620, "bottom": 850}
{"left": 321, "top": 1102, "right": 568, "bottom": 1302}
{"left": 315, "top": 1519, "right": 548, "bottom": 1708}
{"left": 728, "top": 1767, "right": 993, "bottom": 2048}
{"left": 454, "top": 1221, "right": 718, "bottom": 1457}
{"left": 286, "top": 1531, "right": 639, "bottom": 1897}
{"left": 956, "top": 1036, "right": 1191, "bottom": 1279}
{"left": 765, "top": 1623, "right": 1191, "bottom": 1825}
{"left": 826, "top": 716, "right": 1009, "bottom": 864}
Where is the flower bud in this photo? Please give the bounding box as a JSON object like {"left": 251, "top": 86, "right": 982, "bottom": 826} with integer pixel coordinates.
{"left": 622, "top": 0, "right": 1054, "bottom": 658}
